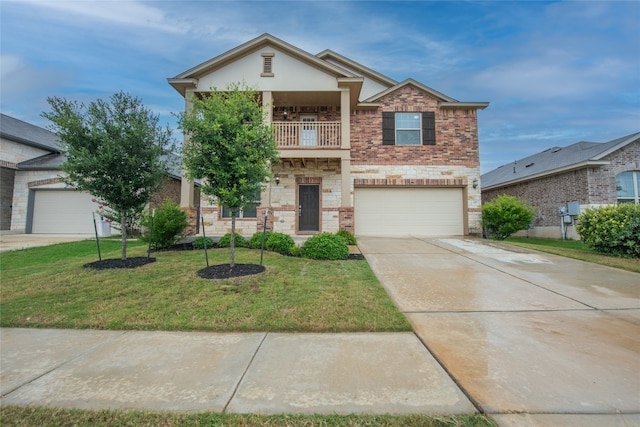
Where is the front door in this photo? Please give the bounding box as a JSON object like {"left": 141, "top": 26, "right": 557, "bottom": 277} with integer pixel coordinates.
{"left": 300, "top": 115, "right": 317, "bottom": 146}
{"left": 298, "top": 184, "right": 320, "bottom": 232}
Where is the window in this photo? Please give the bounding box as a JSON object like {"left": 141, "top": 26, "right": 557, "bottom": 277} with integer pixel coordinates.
{"left": 221, "top": 191, "right": 260, "bottom": 218}
{"left": 382, "top": 112, "right": 435, "bottom": 145}
{"left": 616, "top": 171, "right": 640, "bottom": 204}
{"left": 261, "top": 53, "right": 274, "bottom": 77}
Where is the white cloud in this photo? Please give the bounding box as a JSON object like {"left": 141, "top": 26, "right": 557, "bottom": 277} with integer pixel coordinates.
{"left": 13, "top": 0, "right": 187, "bottom": 33}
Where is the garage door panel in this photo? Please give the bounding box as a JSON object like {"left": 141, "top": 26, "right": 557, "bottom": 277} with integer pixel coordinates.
{"left": 355, "top": 188, "right": 463, "bottom": 237}
{"left": 32, "top": 190, "right": 97, "bottom": 234}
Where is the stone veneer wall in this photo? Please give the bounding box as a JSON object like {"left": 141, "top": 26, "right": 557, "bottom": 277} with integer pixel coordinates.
{"left": 199, "top": 161, "right": 344, "bottom": 237}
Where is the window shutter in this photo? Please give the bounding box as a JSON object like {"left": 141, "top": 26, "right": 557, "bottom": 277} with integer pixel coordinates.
{"left": 382, "top": 112, "right": 395, "bottom": 145}
{"left": 422, "top": 112, "right": 436, "bottom": 145}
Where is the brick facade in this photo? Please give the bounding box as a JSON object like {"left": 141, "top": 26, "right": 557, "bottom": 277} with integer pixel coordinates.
{"left": 351, "top": 86, "right": 480, "bottom": 167}
{"left": 482, "top": 140, "right": 639, "bottom": 239}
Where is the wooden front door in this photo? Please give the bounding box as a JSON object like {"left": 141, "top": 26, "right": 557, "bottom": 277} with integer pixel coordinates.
{"left": 298, "top": 184, "right": 320, "bottom": 232}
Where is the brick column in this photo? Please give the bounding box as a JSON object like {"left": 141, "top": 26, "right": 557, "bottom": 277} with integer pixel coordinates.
{"left": 256, "top": 207, "right": 274, "bottom": 232}
{"left": 339, "top": 207, "right": 354, "bottom": 233}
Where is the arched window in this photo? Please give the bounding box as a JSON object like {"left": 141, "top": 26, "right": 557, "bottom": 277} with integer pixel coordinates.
{"left": 616, "top": 171, "right": 640, "bottom": 204}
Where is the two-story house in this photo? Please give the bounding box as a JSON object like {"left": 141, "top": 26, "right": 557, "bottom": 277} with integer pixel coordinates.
{"left": 169, "top": 34, "right": 488, "bottom": 237}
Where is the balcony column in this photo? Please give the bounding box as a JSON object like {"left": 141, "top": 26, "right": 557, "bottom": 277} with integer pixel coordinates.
{"left": 340, "top": 88, "right": 350, "bottom": 149}
{"left": 262, "top": 91, "right": 273, "bottom": 125}
{"left": 180, "top": 89, "right": 195, "bottom": 208}
{"left": 262, "top": 91, "right": 273, "bottom": 207}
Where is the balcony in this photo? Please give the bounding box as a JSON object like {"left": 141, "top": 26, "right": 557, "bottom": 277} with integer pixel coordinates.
{"left": 273, "top": 121, "right": 341, "bottom": 149}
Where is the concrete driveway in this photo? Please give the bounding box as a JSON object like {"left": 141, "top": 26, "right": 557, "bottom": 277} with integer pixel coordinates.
{"left": 0, "top": 232, "right": 91, "bottom": 252}
{"left": 359, "top": 236, "right": 640, "bottom": 427}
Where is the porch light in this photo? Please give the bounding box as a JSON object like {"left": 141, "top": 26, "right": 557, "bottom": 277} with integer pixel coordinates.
{"left": 275, "top": 174, "right": 280, "bottom": 185}
{"left": 282, "top": 110, "right": 288, "bottom": 120}
{"left": 472, "top": 178, "right": 479, "bottom": 189}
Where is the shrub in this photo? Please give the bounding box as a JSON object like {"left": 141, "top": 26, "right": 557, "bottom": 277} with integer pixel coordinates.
{"left": 289, "top": 246, "right": 302, "bottom": 257}
{"left": 576, "top": 204, "right": 640, "bottom": 258}
{"left": 482, "top": 195, "right": 535, "bottom": 240}
{"left": 336, "top": 229, "right": 357, "bottom": 245}
{"left": 192, "top": 236, "right": 214, "bottom": 249}
{"left": 248, "top": 231, "right": 272, "bottom": 249}
{"left": 140, "top": 200, "right": 188, "bottom": 249}
{"left": 217, "top": 233, "right": 247, "bottom": 248}
{"left": 265, "top": 232, "right": 296, "bottom": 255}
{"left": 301, "top": 232, "right": 349, "bottom": 260}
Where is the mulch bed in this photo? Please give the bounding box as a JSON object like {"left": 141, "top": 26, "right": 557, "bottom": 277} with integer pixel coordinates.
{"left": 197, "top": 263, "right": 265, "bottom": 279}
{"left": 84, "top": 257, "right": 156, "bottom": 269}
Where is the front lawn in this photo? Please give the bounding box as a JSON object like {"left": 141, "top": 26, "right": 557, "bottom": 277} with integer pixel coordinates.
{"left": 0, "top": 240, "right": 411, "bottom": 332}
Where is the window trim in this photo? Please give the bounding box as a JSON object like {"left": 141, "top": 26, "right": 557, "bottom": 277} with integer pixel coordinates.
{"left": 382, "top": 111, "right": 436, "bottom": 145}
{"left": 261, "top": 53, "right": 274, "bottom": 77}
{"left": 616, "top": 170, "right": 640, "bottom": 204}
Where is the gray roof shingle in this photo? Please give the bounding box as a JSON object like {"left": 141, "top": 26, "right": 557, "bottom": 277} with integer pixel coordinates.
{"left": 481, "top": 131, "right": 640, "bottom": 189}
{"left": 0, "top": 113, "right": 61, "bottom": 152}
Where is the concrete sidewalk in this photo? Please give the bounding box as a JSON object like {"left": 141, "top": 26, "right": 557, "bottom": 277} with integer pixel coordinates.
{"left": 0, "top": 328, "right": 475, "bottom": 415}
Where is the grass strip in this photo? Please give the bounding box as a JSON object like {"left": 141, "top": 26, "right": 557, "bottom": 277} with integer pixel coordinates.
{"left": 0, "top": 405, "right": 496, "bottom": 427}
{"left": 502, "top": 237, "right": 640, "bottom": 273}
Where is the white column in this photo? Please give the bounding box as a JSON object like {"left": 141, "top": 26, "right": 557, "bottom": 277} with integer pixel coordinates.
{"left": 180, "top": 89, "right": 195, "bottom": 207}
{"left": 340, "top": 89, "right": 350, "bottom": 149}
{"left": 341, "top": 156, "right": 351, "bottom": 206}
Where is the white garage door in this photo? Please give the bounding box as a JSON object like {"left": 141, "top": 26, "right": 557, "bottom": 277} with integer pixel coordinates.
{"left": 32, "top": 190, "right": 97, "bottom": 234}
{"left": 355, "top": 187, "right": 464, "bottom": 237}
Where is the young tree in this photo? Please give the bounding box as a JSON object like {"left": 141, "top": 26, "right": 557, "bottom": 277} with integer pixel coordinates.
{"left": 43, "top": 92, "right": 174, "bottom": 260}
{"left": 179, "top": 83, "right": 279, "bottom": 268}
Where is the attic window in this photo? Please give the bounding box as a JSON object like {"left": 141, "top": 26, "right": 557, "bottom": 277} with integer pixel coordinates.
{"left": 261, "top": 53, "right": 274, "bottom": 77}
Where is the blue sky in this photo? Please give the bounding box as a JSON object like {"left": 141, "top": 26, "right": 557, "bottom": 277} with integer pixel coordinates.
{"left": 1, "top": 0, "right": 638, "bottom": 173}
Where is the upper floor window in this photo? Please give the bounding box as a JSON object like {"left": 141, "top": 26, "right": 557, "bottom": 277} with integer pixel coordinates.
{"left": 616, "top": 171, "right": 640, "bottom": 204}
{"left": 382, "top": 112, "right": 435, "bottom": 145}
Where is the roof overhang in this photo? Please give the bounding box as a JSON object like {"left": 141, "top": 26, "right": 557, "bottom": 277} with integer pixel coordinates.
{"left": 482, "top": 160, "right": 610, "bottom": 191}
{"left": 441, "top": 102, "right": 490, "bottom": 110}
{"left": 167, "top": 78, "right": 198, "bottom": 97}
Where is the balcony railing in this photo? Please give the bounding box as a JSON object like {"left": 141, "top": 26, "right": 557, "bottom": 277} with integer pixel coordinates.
{"left": 273, "top": 121, "right": 341, "bottom": 148}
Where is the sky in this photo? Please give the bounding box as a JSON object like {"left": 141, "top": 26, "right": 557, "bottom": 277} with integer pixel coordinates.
{"left": 1, "top": 0, "right": 638, "bottom": 174}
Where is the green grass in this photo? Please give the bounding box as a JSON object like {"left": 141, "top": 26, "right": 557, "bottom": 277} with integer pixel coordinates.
{"left": 502, "top": 237, "right": 640, "bottom": 273}
{"left": 0, "top": 406, "right": 496, "bottom": 427}
{"left": 0, "top": 240, "right": 411, "bottom": 332}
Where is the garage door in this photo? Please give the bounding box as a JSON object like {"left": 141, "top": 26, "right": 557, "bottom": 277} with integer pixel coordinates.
{"left": 354, "top": 187, "right": 464, "bottom": 237}
{"left": 32, "top": 190, "right": 97, "bottom": 234}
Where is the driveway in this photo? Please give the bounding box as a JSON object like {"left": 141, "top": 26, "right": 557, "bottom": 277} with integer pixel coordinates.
{"left": 359, "top": 236, "right": 640, "bottom": 427}
{"left": 0, "top": 232, "right": 91, "bottom": 252}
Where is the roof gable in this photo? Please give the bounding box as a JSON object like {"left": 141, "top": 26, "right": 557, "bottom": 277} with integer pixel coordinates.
{"left": 169, "top": 33, "right": 358, "bottom": 96}
{"left": 481, "top": 131, "right": 640, "bottom": 189}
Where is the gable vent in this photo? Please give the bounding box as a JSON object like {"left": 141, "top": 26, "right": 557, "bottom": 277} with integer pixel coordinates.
{"left": 261, "top": 53, "right": 274, "bottom": 77}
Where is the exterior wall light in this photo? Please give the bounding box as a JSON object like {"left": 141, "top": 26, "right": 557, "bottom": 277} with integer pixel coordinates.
{"left": 275, "top": 174, "right": 280, "bottom": 185}
{"left": 472, "top": 178, "right": 479, "bottom": 189}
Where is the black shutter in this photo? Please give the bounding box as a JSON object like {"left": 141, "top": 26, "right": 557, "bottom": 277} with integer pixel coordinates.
{"left": 382, "top": 112, "right": 395, "bottom": 145}
{"left": 422, "top": 112, "right": 436, "bottom": 145}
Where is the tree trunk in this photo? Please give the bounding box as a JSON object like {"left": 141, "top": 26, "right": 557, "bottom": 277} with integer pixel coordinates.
{"left": 230, "top": 212, "right": 236, "bottom": 268}
{"left": 121, "top": 209, "right": 127, "bottom": 260}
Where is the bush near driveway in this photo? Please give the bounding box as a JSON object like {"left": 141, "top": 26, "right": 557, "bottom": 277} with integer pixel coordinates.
{"left": 576, "top": 203, "right": 640, "bottom": 258}
{"left": 302, "top": 233, "right": 350, "bottom": 260}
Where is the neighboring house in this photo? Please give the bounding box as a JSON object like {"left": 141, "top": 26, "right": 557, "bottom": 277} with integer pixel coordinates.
{"left": 0, "top": 113, "right": 197, "bottom": 234}
{"left": 481, "top": 132, "right": 640, "bottom": 239}
{"left": 169, "top": 34, "right": 489, "bottom": 237}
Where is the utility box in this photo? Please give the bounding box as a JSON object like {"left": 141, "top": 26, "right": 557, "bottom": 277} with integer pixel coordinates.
{"left": 567, "top": 201, "right": 580, "bottom": 216}
{"left": 97, "top": 220, "right": 111, "bottom": 237}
